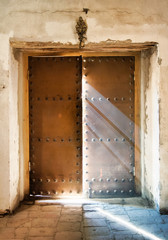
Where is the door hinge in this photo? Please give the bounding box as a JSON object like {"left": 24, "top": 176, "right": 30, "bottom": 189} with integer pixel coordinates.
{"left": 133, "top": 167, "right": 135, "bottom": 176}
{"left": 29, "top": 162, "right": 31, "bottom": 172}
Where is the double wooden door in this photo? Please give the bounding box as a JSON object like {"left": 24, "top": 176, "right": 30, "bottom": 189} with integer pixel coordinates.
{"left": 29, "top": 56, "right": 135, "bottom": 198}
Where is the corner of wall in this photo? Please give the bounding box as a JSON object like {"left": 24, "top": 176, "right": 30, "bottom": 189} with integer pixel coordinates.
{"left": 0, "top": 36, "right": 10, "bottom": 213}
{"left": 8, "top": 44, "right": 20, "bottom": 212}
{"left": 141, "top": 45, "right": 160, "bottom": 211}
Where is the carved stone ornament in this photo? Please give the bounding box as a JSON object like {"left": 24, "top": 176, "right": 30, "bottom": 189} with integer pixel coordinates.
{"left": 76, "top": 16, "right": 87, "bottom": 48}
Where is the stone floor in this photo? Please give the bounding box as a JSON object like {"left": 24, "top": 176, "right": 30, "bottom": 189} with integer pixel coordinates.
{"left": 0, "top": 198, "right": 168, "bottom": 240}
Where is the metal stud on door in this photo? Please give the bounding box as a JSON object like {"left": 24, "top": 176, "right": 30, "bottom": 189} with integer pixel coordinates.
{"left": 29, "top": 56, "right": 82, "bottom": 196}
{"left": 83, "top": 56, "right": 135, "bottom": 198}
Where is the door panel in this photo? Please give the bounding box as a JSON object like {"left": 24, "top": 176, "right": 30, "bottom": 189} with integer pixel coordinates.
{"left": 29, "top": 56, "right": 82, "bottom": 196}
{"left": 83, "top": 56, "right": 135, "bottom": 197}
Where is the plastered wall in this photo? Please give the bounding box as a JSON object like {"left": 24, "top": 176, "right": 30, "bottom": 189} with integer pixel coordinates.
{"left": 141, "top": 49, "right": 160, "bottom": 209}
{"left": 0, "top": 0, "right": 168, "bottom": 212}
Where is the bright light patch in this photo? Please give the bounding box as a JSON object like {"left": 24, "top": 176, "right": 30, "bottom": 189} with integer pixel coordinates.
{"left": 35, "top": 198, "right": 99, "bottom": 205}
{"left": 96, "top": 208, "right": 163, "bottom": 240}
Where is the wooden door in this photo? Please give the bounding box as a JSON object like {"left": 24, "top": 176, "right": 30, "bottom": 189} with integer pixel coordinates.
{"left": 83, "top": 56, "right": 135, "bottom": 197}
{"left": 29, "top": 56, "right": 82, "bottom": 196}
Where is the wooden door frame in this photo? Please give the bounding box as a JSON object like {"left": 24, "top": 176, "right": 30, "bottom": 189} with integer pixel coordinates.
{"left": 16, "top": 44, "right": 147, "bottom": 199}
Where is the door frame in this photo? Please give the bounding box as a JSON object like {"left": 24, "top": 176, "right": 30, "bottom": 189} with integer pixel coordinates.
{"left": 20, "top": 50, "right": 141, "bottom": 199}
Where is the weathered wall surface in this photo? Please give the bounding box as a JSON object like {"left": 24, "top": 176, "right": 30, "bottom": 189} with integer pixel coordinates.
{"left": 140, "top": 49, "right": 160, "bottom": 209}
{"left": 160, "top": 66, "right": 168, "bottom": 211}
{"left": 0, "top": 0, "right": 168, "bottom": 211}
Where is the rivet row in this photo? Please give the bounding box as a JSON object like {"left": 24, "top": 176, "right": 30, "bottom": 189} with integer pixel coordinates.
{"left": 30, "top": 57, "right": 80, "bottom": 63}
{"left": 30, "top": 138, "right": 82, "bottom": 142}
{"left": 85, "top": 97, "right": 133, "bottom": 102}
{"left": 31, "top": 190, "right": 81, "bottom": 195}
{"left": 31, "top": 178, "right": 81, "bottom": 183}
{"left": 84, "top": 138, "right": 133, "bottom": 142}
{"left": 29, "top": 96, "right": 81, "bottom": 101}
{"left": 85, "top": 178, "right": 133, "bottom": 182}
{"left": 83, "top": 57, "right": 134, "bottom": 63}
{"left": 88, "top": 189, "right": 133, "bottom": 194}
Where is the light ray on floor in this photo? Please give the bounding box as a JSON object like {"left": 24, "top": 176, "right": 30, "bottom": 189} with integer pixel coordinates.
{"left": 96, "top": 208, "right": 163, "bottom": 240}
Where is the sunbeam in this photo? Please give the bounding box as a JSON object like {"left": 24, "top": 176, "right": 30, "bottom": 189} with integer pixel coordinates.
{"left": 96, "top": 208, "right": 163, "bottom": 240}
{"left": 86, "top": 85, "right": 137, "bottom": 143}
